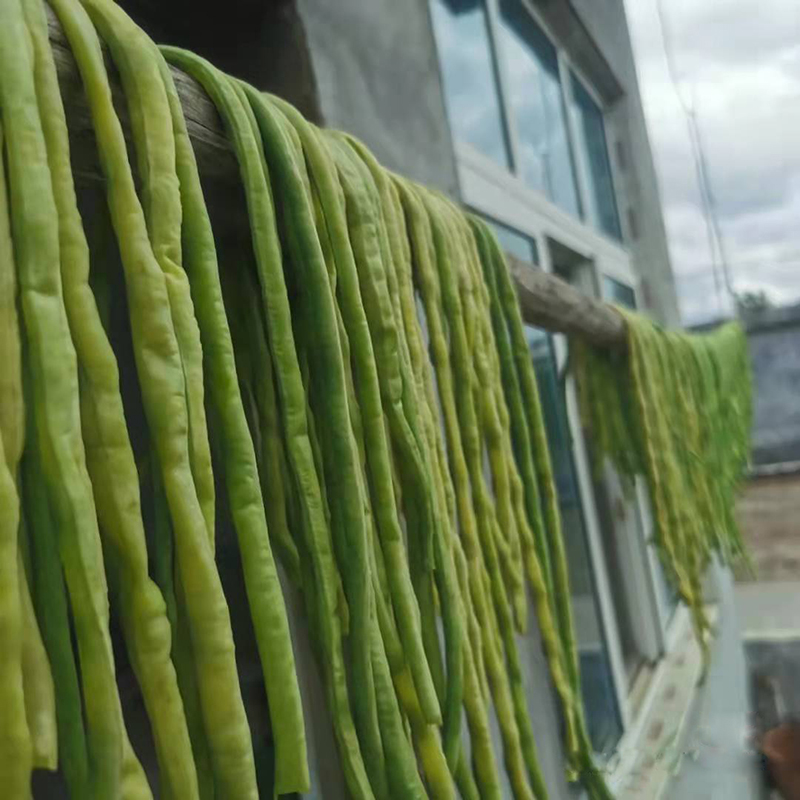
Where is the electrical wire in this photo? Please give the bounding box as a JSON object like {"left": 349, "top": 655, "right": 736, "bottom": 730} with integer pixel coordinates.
{"left": 653, "top": 0, "right": 736, "bottom": 313}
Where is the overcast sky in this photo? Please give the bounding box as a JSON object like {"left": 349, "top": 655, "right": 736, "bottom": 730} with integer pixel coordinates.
{"left": 623, "top": 0, "right": 800, "bottom": 324}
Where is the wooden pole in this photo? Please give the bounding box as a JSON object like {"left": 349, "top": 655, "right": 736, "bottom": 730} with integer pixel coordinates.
{"left": 506, "top": 255, "right": 625, "bottom": 345}
{"left": 46, "top": 5, "right": 627, "bottom": 347}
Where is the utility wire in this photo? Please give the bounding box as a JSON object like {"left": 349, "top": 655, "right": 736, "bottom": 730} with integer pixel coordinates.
{"left": 653, "top": 0, "right": 736, "bottom": 312}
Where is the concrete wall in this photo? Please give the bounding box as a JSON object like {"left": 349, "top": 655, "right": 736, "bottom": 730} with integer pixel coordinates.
{"left": 296, "top": 0, "right": 459, "bottom": 196}
{"left": 746, "top": 307, "right": 800, "bottom": 465}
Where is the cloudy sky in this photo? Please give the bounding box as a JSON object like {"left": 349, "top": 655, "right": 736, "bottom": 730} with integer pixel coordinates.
{"left": 623, "top": 0, "right": 800, "bottom": 323}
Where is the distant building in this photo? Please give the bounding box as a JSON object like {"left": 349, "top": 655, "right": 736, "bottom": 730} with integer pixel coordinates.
{"left": 744, "top": 302, "right": 800, "bottom": 466}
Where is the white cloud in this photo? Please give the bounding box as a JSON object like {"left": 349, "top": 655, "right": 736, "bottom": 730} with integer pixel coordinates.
{"left": 624, "top": 0, "right": 800, "bottom": 323}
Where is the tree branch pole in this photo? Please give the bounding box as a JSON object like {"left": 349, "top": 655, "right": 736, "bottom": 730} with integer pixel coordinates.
{"left": 46, "top": 4, "right": 627, "bottom": 348}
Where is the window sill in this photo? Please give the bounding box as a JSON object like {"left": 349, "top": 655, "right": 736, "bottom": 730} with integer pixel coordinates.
{"left": 604, "top": 604, "right": 717, "bottom": 799}
{"left": 454, "top": 140, "right": 632, "bottom": 270}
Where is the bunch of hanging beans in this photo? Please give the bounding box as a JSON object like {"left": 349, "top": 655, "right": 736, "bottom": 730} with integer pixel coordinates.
{"left": 572, "top": 315, "right": 752, "bottom": 670}
{"left": 0, "top": 0, "right": 750, "bottom": 797}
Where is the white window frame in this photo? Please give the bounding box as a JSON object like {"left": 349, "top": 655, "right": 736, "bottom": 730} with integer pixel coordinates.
{"left": 565, "top": 59, "right": 627, "bottom": 245}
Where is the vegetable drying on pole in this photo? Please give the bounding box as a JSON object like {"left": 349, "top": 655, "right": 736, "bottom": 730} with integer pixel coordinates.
{"left": 0, "top": 1, "right": 753, "bottom": 797}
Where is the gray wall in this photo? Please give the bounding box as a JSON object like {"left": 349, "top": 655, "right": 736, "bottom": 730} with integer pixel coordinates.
{"left": 746, "top": 308, "right": 800, "bottom": 465}
{"left": 296, "top": 0, "right": 459, "bottom": 196}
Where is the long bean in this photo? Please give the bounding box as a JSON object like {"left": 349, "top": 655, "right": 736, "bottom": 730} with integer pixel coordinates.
{"left": 0, "top": 431, "right": 30, "bottom": 797}
{"left": 48, "top": 3, "right": 258, "bottom": 795}
{"left": 422, "top": 192, "right": 547, "bottom": 800}
{"left": 162, "top": 49, "right": 374, "bottom": 799}
{"left": 0, "top": 112, "right": 57, "bottom": 777}
{"left": 156, "top": 52, "right": 309, "bottom": 796}
{"left": 341, "top": 137, "right": 465, "bottom": 774}
{"left": 81, "top": 0, "right": 216, "bottom": 541}
{"left": 396, "top": 177, "right": 513, "bottom": 799}
{"left": 22, "top": 1, "right": 200, "bottom": 795}
{"left": 0, "top": 1, "right": 140, "bottom": 795}
{"left": 281, "top": 119, "right": 438, "bottom": 725}
{"left": 243, "top": 93, "right": 386, "bottom": 798}
{"left": 473, "top": 220, "right": 581, "bottom": 763}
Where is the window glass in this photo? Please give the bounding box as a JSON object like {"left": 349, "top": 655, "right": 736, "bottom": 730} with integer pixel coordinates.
{"left": 602, "top": 275, "right": 636, "bottom": 309}
{"left": 484, "top": 217, "right": 539, "bottom": 265}
{"left": 430, "top": 0, "right": 511, "bottom": 169}
{"left": 526, "top": 325, "right": 623, "bottom": 757}
{"left": 498, "top": 1, "right": 580, "bottom": 217}
{"left": 570, "top": 75, "right": 622, "bottom": 240}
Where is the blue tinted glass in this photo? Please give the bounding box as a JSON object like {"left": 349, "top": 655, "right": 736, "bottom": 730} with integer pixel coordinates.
{"left": 498, "top": 1, "right": 580, "bottom": 217}
{"left": 430, "top": 0, "right": 511, "bottom": 168}
{"left": 485, "top": 217, "right": 539, "bottom": 265}
{"left": 570, "top": 75, "right": 622, "bottom": 240}
{"left": 525, "top": 326, "right": 623, "bottom": 757}
{"left": 601, "top": 275, "right": 636, "bottom": 309}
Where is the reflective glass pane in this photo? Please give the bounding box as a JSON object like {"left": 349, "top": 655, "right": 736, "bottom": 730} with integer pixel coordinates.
{"left": 526, "top": 325, "right": 623, "bottom": 757}
{"left": 601, "top": 275, "right": 636, "bottom": 309}
{"left": 570, "top": 75, "right": 622, "bottom": 240}
{"left": 430, "top": 0, "right": 511, "bottom": 169}
{"left": 498, "top": 1, "right": 581, "bottom": 217}
{"left": 484, "top": 217, "right": 539, "bottom": 265}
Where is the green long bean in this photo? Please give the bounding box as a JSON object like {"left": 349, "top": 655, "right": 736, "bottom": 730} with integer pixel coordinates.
{"left": 49, "top": 3, "right": 257, "bottom": 795}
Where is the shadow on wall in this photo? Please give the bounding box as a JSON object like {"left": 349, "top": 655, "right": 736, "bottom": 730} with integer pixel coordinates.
{"left": 114, "top": 0, "right": 323, "bottom": 122}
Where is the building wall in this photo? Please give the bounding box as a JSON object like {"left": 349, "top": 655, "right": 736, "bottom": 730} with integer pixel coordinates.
{"left": 746, "top": 308, "right": 800, "bottom": 465}
{"left": 296, "top": 0, "right": 460, "bottom": 197}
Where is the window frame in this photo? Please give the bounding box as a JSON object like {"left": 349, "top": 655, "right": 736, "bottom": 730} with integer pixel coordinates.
{"left": 564, "top": 62, "right": 625, "bottom": 243}
{"left": 434, "top": 0, "right": 627, "bottom": 246}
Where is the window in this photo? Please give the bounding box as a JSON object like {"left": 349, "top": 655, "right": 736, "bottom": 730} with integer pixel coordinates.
{"left": 569, "top": 75, "right": 622, "bottom": 241}
{"left": 602, "top": 275, "right": 636, "bottom": 309}
{"left": 527, "top": 325, "right": 623, "bottom": 757}
{"left": 484, "top": 216, "right": 539, "bottom": 265}
{"left": 498, "top": 0, "right": 581, "bottom": 217}
{"left": 430, "top": 0, "right": 622, "bottom": 230}
{"left": 430, "top": 0, "right": 511, "bottom": 169}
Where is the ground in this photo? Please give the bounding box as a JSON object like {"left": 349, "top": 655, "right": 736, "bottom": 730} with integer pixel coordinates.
{"left": 737, "top": 473, "right": 800, "bottom": 583}
{"left": 733, "top": 474, "right": 800, "bottom": 799}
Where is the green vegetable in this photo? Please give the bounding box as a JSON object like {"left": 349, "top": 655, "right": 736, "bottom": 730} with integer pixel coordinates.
{"left": 49, "top": 2, "right": 256, "bottom": 795}
{"left": 157, "top": 53, "right": 309, "bottom": 799}
{"left": 21, "top": 0, "right": 199, "bottom": 795}
{"left": 160, "top": 48, "right": 373, "bottom": 798}
{"left": 2, "top": 5, "right": 751, "bottom": 798}
{"left": 573, "top": 312, "right": 751, "bottom": 670}
{"left": 0, "top": 0, "right": 139, "bottom": 794}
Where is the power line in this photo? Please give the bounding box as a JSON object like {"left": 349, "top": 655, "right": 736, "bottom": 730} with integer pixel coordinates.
{"left": 653, "top": 0, "right": 735, "bottom": 311}
{"left": 677, "top": 259, "right": 800, "bottom": 280}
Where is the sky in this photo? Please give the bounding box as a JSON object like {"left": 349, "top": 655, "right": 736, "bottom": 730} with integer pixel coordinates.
{"left": 623, "top": 0, "right": 800, "bottom": 324}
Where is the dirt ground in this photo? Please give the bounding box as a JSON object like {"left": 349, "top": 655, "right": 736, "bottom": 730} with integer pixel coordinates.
{"left": 736, "top": 473, "right": 800, "bottom": 582}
